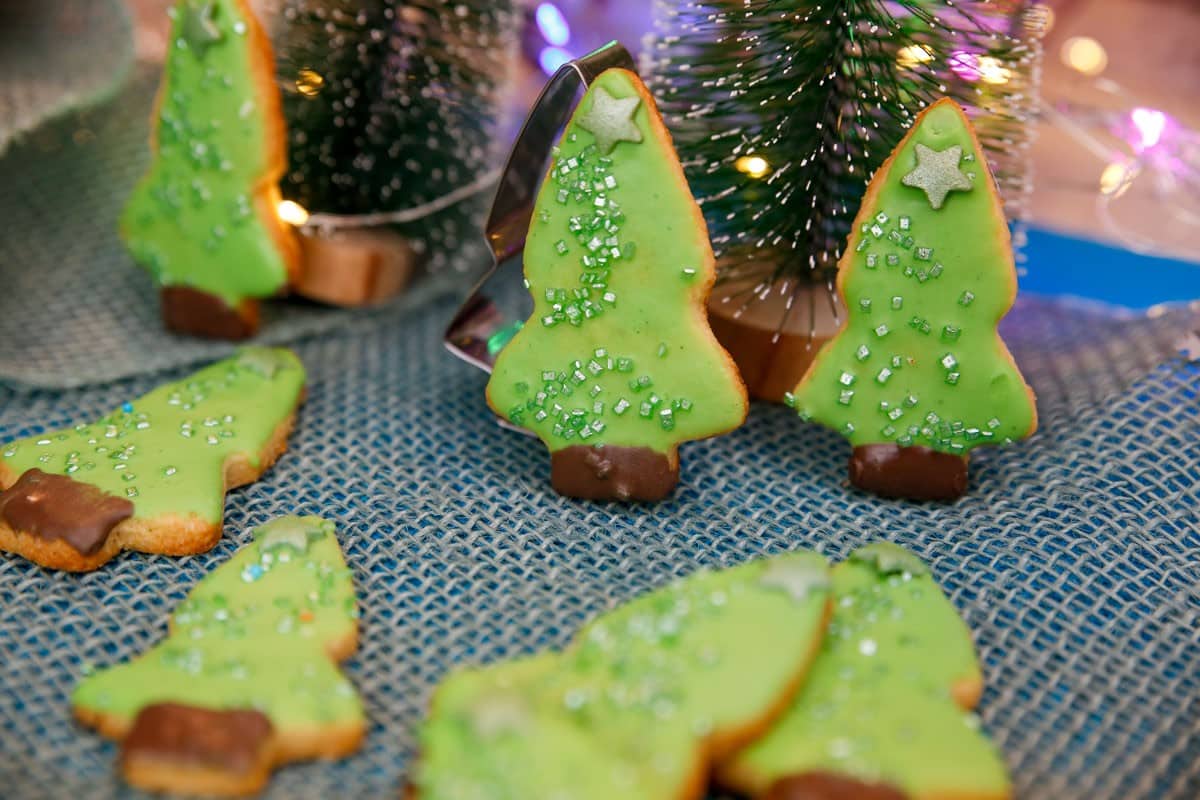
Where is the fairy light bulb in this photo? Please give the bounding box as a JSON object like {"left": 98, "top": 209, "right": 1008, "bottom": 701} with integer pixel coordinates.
{"left": 295, "top": 68, "right": 325, "bottom": 97}
{"left": 277, "top": 200, "right": 310, "bottom": 226}
{"left": 976, "top": 56, "right": 1012, "bottom": 86}
{"left": 1062, "top": 37, "right": 1107, "bottom": 77}
{"left": 735, "top": 155, "right": 771, "bottom": 179}
{"left": 897, "top": 45, "right": 934, "bottom": 69}
{"left": 1099, "top": 162, "right": 1137, "bottom": 199}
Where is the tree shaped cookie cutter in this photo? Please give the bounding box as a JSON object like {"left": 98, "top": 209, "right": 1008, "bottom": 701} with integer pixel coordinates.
{"left": 443, "top": 42, "right": 636, "bottom": 387}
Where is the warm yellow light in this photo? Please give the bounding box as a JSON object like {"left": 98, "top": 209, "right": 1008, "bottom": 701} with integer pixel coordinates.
{"left": 296, "top": 68, "right": 325, "bottom": 97}
{"left": 735, "top": 155, "right": 771, "bottom": 179}
{"left": 976, "top": 56, "right": 1013, "bottom": 86}
{"left": 277, "top": 199, "right": 310, "bottom": 226}
{"left": 1062, "top": 36, "right": 1107, "bottom": 77}
{"left": 1099, "top": 162, "right": 1137, "bottom": 198}
{"left": 897, "top": 44, "right": 935, "bottom": 69}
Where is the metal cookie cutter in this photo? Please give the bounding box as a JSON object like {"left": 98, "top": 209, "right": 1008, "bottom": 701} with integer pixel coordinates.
{"left": 443, "top": 41, "right": 636, "bottom": 373}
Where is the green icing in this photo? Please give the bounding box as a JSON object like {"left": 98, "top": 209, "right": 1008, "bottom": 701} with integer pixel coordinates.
{"left": 120, "top": 0, "right": 290, "bottom": 305}
{"left": 487, "top": 68, "right": 746, "bottom": 454}
{"left": 725, "top": 545, "right": 1010, "bottom": 798}
{"left": 1, "top": 347, "right": 304, "bottom": 522}
{"left": 415, "top": 552, "right": 831, "bottom": 799}
{"left": 850, "top": 541, "right": 930, "bottom": 577}
{"left": 789, "top": 100, "right": 1036, "bottom": 455}
{"left": 419, "top": 655, "right": 679, "bottom": 800}
{"left": 73, "top": 516, "right": 362, "bottom": 729}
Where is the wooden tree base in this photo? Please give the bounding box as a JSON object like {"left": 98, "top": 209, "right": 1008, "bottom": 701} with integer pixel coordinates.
{"left": 550, "top": 445, "right": 678, "bottom": 502}
{"left": 849, "top": 444, "right": 969, "bottom": 501}
{"left": 708, "top": 278, "right": 841, "bottom": 403}
{"left": 292, "top": 227, "right": 415, "bottom": 308}
{"left": 161, "top": 287, "right": 259, "bottom": 341}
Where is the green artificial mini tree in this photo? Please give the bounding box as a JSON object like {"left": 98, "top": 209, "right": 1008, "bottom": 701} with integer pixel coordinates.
{"left": 487, "top": 68, "right": 747, "bottom": 502}
{"left": 646, "top": 0, "right": 1044, "bottom": 400}
{"left": 267, "top": 0, "right": 518, "bottom": 274}
{"left": 121, "top": 0, "right": 298, "bottom": 339}
{"left": 789, "top": 99, "right": 1036, "bottom": 501}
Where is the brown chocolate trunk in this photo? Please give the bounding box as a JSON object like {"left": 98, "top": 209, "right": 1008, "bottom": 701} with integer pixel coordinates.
{"left": 708, "top": 278, "right": 840, "bottom": 403}
{"left": 292, "top": 227, "right": 416, "bottom": 308}
{"left": 765, "top": 771, "right": 909, "bottom": 800}
{"left": 161, "top": 286, "right": 260, "bottom": 340}
{"left": 550, "top": 445, "right": 678, "bottom": 502}
{"left": 849, "top": 444, "right": 969, "bottom": 501}
{"left": 120, "top": 703, "right": 273, "bottom": 775}
{"left": 0, "top": 469, "right": 133, "bottom": 555}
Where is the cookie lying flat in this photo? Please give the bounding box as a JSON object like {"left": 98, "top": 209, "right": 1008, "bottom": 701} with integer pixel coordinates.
{"left": 74, "top": 516, "right": 364, "bottom": 797}
{"left": 411, "top": 552, "right": 832, "bottom": 799}
{"left": 0, "top": 347, "right": 304, "bottom": 571}
{"left": 121, "top": 0, "right": 299, "bottom": 339}
{"left": 487, "top": 67, "right": 747, "bottom": 502}
{"left": 718, "top": 543, "right": 1011, "bottom": 800}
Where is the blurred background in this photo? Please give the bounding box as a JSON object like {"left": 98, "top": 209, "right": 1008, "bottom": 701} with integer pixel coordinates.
{"left": 5, "top": 0, "right": 1199, "bottom": 326}
{"left": 114, "top": 0, "right": 1199, "bottom": 311}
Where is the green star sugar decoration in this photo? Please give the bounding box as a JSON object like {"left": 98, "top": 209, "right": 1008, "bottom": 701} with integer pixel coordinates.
{"left": 758, "top": 555, "right": 833, "bottom": 603}
{"left": 576, "top": 86, "right": 643, "bottom": 155}
{"left": 256, "top": 516, "right": 328, "bottom": 555}
{"left": 237, "top": 347, "right": 294, "bottom": 379}
{"left": 850, "top": 542, "right": 931, "bottom": 577}
{"left": 181, "top": 0, "right": 223, "bottom": 56}
{"left": 469, "top": 691, "right": 531, "bottom": 739}
{"left": 901, "top": 143, "right": 973, "bottom": 210}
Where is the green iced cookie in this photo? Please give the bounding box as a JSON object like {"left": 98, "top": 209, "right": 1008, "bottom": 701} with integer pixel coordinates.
{"left": 487, "top": 67, "right": 746, "bottom": 501}
{"left": 0, "top": 347, "right": 304, "bottom": 570}
{"left": 412, "top": 552, "right": 833, "bottom": 800}
{"left": 720, "top": 543, "right": 1011, "bottom": 800}
{"left": 121, "top": 0, "right": 298, "bottom": 338}
{"left": 789, "top": 99, "right": 1036, "bottom": 501}
{"left": 73, "top": 516, "right": 364, "bottom": 795}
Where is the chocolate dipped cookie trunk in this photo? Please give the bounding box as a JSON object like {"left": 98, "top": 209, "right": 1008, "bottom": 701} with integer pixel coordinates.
{"left": 73, "top": 516, "right": 364, "bottom": 796}
{"left": 0, "top": 347, "right": 304, "bottom": 571}
{"left": 0, "top": 469, "right": 134, "bottom": 556}
{"left": 486, "top": 67, "right": 747, "bottom": 501}
{"left": 119, "top": 704, "right": 275, "bottom": 795}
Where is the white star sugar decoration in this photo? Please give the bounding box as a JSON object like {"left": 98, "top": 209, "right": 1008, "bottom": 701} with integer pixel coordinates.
{"left": 576, "top": 87, "right": 643, "bottom": 155}
{"left": 901, "top": 143, "right": 974, "bottom": 210}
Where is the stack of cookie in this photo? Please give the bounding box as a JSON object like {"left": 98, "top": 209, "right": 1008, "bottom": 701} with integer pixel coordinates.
{"left": 409, "top": 543, "right": 1011, "bottom": 800}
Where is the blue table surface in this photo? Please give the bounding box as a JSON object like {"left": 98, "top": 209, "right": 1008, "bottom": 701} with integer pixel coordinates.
{"left": 1021, "top": 226, "right": 1200, "bottom": 309}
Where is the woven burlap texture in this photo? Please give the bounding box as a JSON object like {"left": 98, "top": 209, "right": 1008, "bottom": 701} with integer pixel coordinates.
{"left": 0, "top": 1, "right": 133, "bottom": 158}
{"left": 0, "top": 291, "right": 1196, "bottom": 800}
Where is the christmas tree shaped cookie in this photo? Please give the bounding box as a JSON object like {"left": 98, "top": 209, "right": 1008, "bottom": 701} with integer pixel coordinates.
{"left": 487, "top": 68, "right": 748, "bottom": 501}
{"left": 74, "top": 516, "right": 364, "bottom": 797}
{"left": 121, "top": 0, "right": 299, "bottom": 339}
{"left": 410, "top": 552, "right": 832, "bottom": 799}
{"left": 788, "top": 99, "right": 1036, "bottom": 500}
{"left": 719, "top": 543, "right": 1011, "bottom": 800}
{"left": 0, "top": 347, "right": 304, "bottom": 571}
